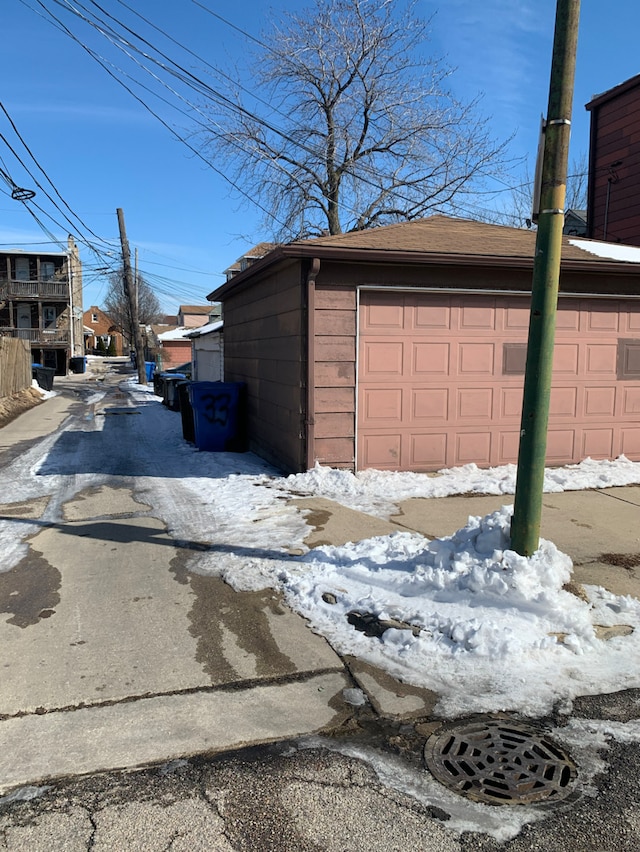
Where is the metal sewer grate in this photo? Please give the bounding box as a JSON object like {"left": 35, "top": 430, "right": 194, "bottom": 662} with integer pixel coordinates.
{"left": 424, "top": 717, "right": 577, "bottom": 806}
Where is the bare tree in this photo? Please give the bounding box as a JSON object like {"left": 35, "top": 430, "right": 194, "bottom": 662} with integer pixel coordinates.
{"left": 488, "top": 152, "right": 588, "bottom": 230}
{"left": 103, "top": 269, "right": 162, "bottom": 346}
{"left": 204, "top": 0, "right": 511, "bottom": 238}
{"left": 565, "top": 152, "right": 588, "bottom": 212}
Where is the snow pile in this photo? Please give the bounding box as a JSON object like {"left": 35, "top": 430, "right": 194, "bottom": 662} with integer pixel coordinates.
{"left": 282, "top": 506, "right": 640, "bottom": 717}
{"left": 272, "top": 457, "right": 640, "bottom": 517}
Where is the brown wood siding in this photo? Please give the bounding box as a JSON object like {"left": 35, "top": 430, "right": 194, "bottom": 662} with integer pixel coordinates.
{"left": 222, "top": 263, "right": 306, "bottom": 472}
{"left": 311, "top": 282, "right": 357, "bottom": 467}
{"left": 588, "top": 84, "right": 640, "bottom": 244}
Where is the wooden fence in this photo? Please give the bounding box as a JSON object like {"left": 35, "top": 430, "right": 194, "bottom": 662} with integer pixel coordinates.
{"left": 0, "top": 337, "right": 31, "bottom": 397}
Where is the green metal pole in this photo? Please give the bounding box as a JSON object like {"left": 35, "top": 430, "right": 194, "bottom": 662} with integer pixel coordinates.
{"left": 510, "top": 0, "right": 581, "bottom": 556}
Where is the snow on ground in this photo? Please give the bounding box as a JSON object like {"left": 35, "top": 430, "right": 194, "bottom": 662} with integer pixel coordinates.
{"left": 3, "top": 377, "right": 640, "bottom": 720}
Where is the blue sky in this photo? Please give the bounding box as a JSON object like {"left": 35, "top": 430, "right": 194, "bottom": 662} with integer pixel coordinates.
{"left": 1, "top": 0, "right": 639, "bottom": 312}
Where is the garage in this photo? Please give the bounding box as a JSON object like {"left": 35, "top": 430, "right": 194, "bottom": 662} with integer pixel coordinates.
{"left": 210, "top": 215, "right": 640, "bottom": 475}
{"left": 358, "top": 290, "right": 640, "bottom": 470}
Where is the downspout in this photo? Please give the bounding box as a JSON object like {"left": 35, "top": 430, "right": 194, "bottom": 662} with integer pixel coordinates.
{"left": 305, "top": 258, "right": 321, "bottom": 471}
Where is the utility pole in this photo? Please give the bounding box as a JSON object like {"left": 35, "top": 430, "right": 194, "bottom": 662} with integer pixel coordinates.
{"left": 116, "top": 208, "right": 147, "bottom": 385}
{"left": 510, "top": 0, "right": 581, "bottom": 556}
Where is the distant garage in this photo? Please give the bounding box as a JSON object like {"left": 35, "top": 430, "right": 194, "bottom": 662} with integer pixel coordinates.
{"left": 209, "top": 216, "right": 640, "bottom": 474}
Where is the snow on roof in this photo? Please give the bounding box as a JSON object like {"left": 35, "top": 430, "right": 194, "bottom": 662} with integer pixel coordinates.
{"left": 568, "top": 238, "right": 640, "bottom": 263}
{"left": 185, "top": 320, "right": 223, "bottom": 338}
{"left": 157, "top": 326, "right": 192, "bottom": 341}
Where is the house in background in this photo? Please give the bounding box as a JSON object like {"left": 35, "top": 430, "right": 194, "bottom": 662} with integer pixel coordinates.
{"left": 83, "top": 305, "right": 125, "bottom": 355}
{"left": 155, "top": 326, "right": 192, "bottom": 370}
{"left": 0, "top": 236, "right": 83, "bottom": 374}
{"left": 177, "top": 305, "right": 220, "bottom": 328}
{"left": 563, "top": 209, "right": 587, "bottom": 237}
{"left": 186, "top": 320, "right": 223, "bottom": 381}
{"left": 223, "top": 242, "right": 277, "bottom": 282}
{"left": 210, "top": 215, "right": 640, "bottom": 474}
{"left": 586, "top": 74, "right": 640, "bottom": 244}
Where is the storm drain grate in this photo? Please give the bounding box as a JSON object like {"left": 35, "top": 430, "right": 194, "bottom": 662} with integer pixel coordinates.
{"left": 424, "top": 717, "right": 577, "bottom": 806}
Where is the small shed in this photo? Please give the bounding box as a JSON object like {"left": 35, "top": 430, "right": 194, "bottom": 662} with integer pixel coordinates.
{"left": 209, "top": 215, "right": 640, "bottom": 474}
{"left": 186, "top": 320, "right": 223, "bottom": 382}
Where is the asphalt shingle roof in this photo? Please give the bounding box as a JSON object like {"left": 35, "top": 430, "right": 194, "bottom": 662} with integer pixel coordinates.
{"left": 291, "top": 215, "right": 631, "bottom": 264}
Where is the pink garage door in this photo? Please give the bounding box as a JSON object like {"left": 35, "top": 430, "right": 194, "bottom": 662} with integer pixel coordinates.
{"left": 357, "top": 290, "right": 640, "bottom": 471}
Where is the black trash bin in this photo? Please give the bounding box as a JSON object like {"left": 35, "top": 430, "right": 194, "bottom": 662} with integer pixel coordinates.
{"left": 189, "top": 381, "right": 247, "bottom": 451}
{"left": 69, "top": 356, "right": 87, "bottom": 374}
{"left": 32, "top": 364, "right": 55, "bottom": 391}
{"left": 163, "top": 374, "right": 187, "bottom": 410}
{"left": 177, "top": 381, "right": 194, "bottom": 443}
{"left": 153, "top": 370, "right": 166, "bottom": 397}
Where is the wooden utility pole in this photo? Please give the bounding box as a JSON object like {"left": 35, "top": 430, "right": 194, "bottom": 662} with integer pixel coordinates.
{"left": 116, "top": 208, "right": 147, "bottom": 385}
{"left": 510, "top": 0, "right": 581, "bottom": 555}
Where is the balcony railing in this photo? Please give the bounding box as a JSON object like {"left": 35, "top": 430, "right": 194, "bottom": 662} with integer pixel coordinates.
{"left": 0, "top": 278, "right": 69, "bottom": 300}
{"left": 0, "top": 327, "right": 70, "bottom": 344}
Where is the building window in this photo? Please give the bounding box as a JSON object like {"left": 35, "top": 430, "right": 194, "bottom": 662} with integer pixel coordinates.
{"left": 41, "top": 261, "right": 55, "bottom": 280}
{"left": 91, "top": 313, "right": 98, "bottom": 323}
{"left": 15, "top": 258, "right": 30, "bottom": 280}
{"left": 43, "top": 306, "right": 56, "bottom": 328}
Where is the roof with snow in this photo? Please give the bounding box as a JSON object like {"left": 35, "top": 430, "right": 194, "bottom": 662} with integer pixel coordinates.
{"left": 157, "top": 326, "right": 193, "bottom": 342}
{"left": 185, "top": 320, "right": 223, "bottom": 338}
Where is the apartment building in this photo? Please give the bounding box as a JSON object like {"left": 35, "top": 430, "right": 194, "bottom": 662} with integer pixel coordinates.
{"left": 0, "top": 236, "right": 83, "bottom": 374}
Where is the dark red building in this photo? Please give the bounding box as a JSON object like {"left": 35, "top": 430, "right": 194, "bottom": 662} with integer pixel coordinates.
{"left": 586, "top": 74, "right": 640, "bottom": 244}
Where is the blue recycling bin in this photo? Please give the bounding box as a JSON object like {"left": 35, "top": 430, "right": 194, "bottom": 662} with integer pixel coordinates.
{"left": 144, "top": 361, "right": 156, "bottom": 382}
{"left": 188, "top": 381, "right": 246, "bottom": 451}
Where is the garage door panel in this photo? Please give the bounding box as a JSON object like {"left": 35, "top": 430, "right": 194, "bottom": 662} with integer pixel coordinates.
{"left": 504, "top": 303, "right": 530, "bottom": 329}
{"left": 360, "top": 433, "right": 402, "bottom": 468}
{"left": 497, "top": 431, "right": 520, "bottom": 464}
{"left": 584, "top": 386, "right": 616, "bottom": 417}
{"left": 362, "top": 298, "right": 405, "bottom": 331}
{"left": 587, "top": 304, "right": 619, "bottom": 332}
{"left": 414, "top": 299, "right": 451, "bottom": 329}
{"left": 623, "top": 387, "right": 640, "bottom": 414}
{"left": 553, "top": 344, "right": 579, "bottom": 374}
{"left": 550, "top": 386, "right": 578, "bottom": 417}
{"left": 412, "top": 341, "right": 450, "bottom": 375}
{"left": 361, "top": 387, "right": 403, "bottom": 424}
{"left": 500, "top": 387, "right": 523, "bottom": 419}
{"left": 460, "top": 302, "right": 496, "bottom": 329}
{"left": 621, "top": 427, "right": 640, "bottom": 456}
{"left": 458, "top": 342, "right": 495, "bottom": 374}
{"left": 362, "top": 340, "right": 404, "bottom": 377}
{"left": 582, "top": 428, "right": 615, "bottom": 458}
{"left": 456, "top": 432, "right": 491, "bottom": 466}
{"left": 411, "top": 388, "right": 449, "bottom": 421}
{"left": 410, "top": 433, "right": 447, "bottom": 468}
{"left": 357, "top": 291, "right": 640, "bottom": 472}
{"left": 503, "top": 343, "right": 527, "bottom": 374}
{"left": 586, "top": 343, "right": 617, "bottom": 374}
{"left": 555, "top": 304, "right": 580, "bottom": 330}
{"left": 546, "top": 430, "right": 576, "bottom": 461}
{"left": 457, "top": 387, "right": 493, "bottom": 420}
{"left": 619, "top": 340, "right": 640, "bottom": 377}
